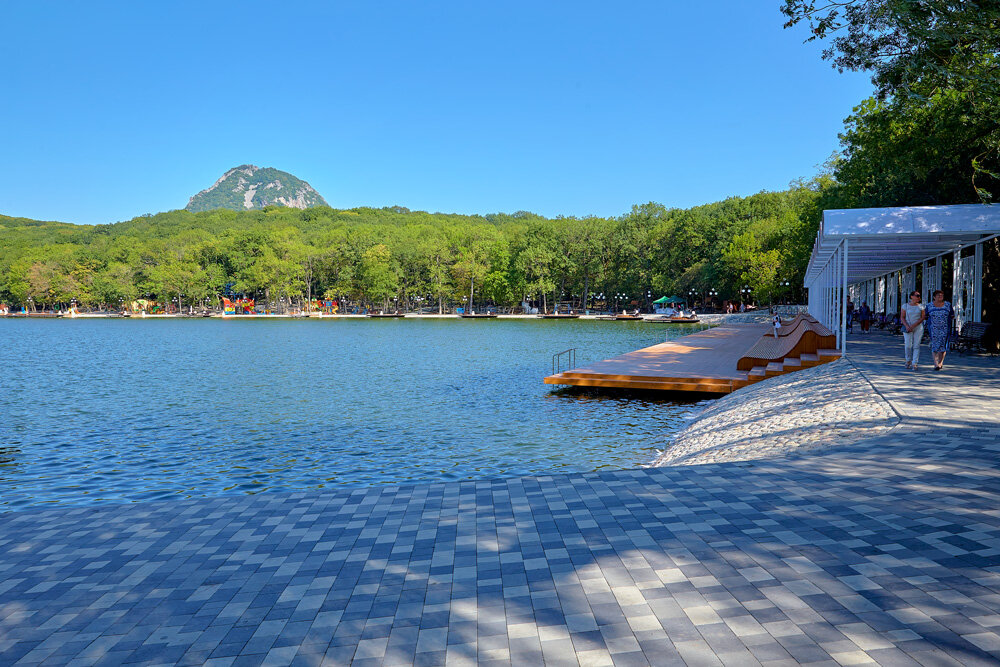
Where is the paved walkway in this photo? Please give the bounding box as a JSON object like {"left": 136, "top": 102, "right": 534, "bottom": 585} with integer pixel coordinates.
{"left": 1, "top": 333, "right": 999, "bottom": 666}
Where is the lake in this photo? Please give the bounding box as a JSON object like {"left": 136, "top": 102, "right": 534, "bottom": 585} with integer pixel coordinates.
{"left": 0, "top": 318, "right": 713, "bottom": 509}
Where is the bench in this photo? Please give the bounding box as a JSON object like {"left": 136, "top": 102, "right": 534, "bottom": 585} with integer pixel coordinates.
{"left": 736, "top": 318, "right": 836, "bottom": 371}
{"left": 954, "top": 322, "right": 992, "bottom": 355}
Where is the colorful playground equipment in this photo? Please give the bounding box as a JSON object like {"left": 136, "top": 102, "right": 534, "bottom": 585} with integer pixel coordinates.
{"left": 221, "top": 297, "right": 255, "bottom": 315}
{"left": 130, "top": 299, "right": 163, "bottom": 314}
{"left": 311, "top": 299, "right": 339, "bottom": 314}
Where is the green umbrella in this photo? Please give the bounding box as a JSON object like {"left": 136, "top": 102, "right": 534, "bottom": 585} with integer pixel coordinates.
{"left": 653, "top": 295, "right": 684, "bottom": 304}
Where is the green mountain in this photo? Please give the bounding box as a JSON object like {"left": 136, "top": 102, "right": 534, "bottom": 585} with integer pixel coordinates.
{"left": 185, "top": 165, "right": 328, "bottom": 212}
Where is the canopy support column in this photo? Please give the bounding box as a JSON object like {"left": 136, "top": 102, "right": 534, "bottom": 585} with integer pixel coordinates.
{"left": 841, "top": 239, "right": 848, "bottom": 354}
{"left": 954, "top": 247, "right": 964, "bottom": 331}
{"left": 975, "top": 241, "right": 984, "bottom": 321}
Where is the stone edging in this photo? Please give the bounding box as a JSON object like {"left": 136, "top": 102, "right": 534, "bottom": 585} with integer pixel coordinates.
{"left": 649, "top": 358, "right": 900, "bottom": 467}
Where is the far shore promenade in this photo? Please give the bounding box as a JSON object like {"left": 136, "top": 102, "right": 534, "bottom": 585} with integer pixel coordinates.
{"left": 3, "top": 312, "right": 746, "bottom": 321}
{"left": 2, "top": 331, "right": 999, "bottom": 666}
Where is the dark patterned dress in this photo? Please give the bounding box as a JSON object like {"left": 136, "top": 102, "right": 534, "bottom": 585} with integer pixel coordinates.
{"left": 924, "top": 301, "right": 953, "bottom": 352}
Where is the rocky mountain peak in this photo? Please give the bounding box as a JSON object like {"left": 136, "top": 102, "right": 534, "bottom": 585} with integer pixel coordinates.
{"left": 186, "top": 165, "right": 328, "bottom": 212}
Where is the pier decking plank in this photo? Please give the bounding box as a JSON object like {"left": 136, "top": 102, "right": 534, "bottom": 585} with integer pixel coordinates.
{"left": 544, "top": 324, "right": 770, "bottom": 393}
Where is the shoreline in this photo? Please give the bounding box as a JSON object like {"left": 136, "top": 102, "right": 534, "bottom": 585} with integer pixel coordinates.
{"left": 649, "top": 346, "right": 900, "bottom": 467}
{"left": 0, "top": 311, "right": 785, "bottom": 322}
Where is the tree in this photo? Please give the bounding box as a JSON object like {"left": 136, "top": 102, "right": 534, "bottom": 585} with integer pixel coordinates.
{"left": 222, "top": 229, "right": 304, "bottom": 308}
{"left": 419, "top": 232, "right": 453, "bottom": 314}
{"left": 450, "top": 226, "right": 497, "bottom": 312}
{"left": 611, "top": 205, "right": 663, "bottom": 309}
{"left": 149, "top": 259, "right": 192, "bottom": 311}
{"left": 518, "top": 222, "right": 558, "bottom": 313}
{"left": 1, "top": 255, "right": 34, "bottom": 307}
{"left": 358, "top": 244, "right": 399, "bottom": 310}
{"left": 782, "top": 0, "right": 1000, "bottom": 99}
{"left": 26, "top": 260, "right": 79, "bottom": 309}
{"left": 783, "top": 0, "right": 1000, "bottom": 202}
{"left": 91, "top": 262, "right": 138, "bottom": 308}
{"left": 312, "top": 228, "right": 355, "bottom": 305}
{"left": 833, "top": 91, "right": 999, "bottom": 206}
{"left": 721, "top": 232, "right": 783, "bottom": 305}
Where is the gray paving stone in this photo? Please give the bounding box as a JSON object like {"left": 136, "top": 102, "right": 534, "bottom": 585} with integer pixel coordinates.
{"left": 2, "top": 333, "right": 1000, "bottom": 665}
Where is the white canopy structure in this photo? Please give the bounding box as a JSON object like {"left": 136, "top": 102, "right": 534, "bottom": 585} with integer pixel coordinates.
{"left": 805, "top": 204, "right": 1000, "bottom": 352}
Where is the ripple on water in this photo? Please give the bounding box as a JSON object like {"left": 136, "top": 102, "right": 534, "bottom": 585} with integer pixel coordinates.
{"left": 0, "top": 319, "right": 713, "bottom": 508}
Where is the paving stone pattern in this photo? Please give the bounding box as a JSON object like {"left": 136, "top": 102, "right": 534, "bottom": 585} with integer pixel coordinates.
{"left": 1, "top": 332, "right": 999, "bottom": 666}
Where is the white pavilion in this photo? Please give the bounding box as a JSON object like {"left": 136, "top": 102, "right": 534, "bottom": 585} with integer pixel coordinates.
{"left": 805, "top": 204, "right": 1000, "bottom": 351}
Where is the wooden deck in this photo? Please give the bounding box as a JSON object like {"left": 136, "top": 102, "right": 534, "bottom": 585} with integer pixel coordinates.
{"left": 544, "top": 324, "right": 841, "bottom": 394}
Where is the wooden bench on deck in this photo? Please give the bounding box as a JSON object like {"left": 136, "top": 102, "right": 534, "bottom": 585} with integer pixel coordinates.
{"left": 737, "top": 317, "right": 837, "bottom": 372}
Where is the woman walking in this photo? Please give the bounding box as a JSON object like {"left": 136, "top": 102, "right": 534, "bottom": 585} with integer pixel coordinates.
{"left": 858, "top": 302, "right": 872, "bottom": 332}
{"left": 900, "top": 290, "right": 925, "bottom": 369}
{"left": 925, "top": 290, "right": 954, "bottom": 371}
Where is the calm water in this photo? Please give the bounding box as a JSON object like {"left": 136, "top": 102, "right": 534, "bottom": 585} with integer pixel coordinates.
{"left": 0, "top": 319, "right": 712, "bottom": 509}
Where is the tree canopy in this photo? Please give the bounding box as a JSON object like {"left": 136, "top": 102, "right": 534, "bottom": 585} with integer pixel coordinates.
{"left": 0, "top": 189, "right": 822, "bottom": 312}
{"left": 783, "top": 0, "right": 1000, "bottom": 204}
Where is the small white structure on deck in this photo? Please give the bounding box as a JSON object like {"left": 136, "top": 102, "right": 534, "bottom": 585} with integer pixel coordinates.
{"left": 804, "top": 204, "right": 1000, "bottom": 353}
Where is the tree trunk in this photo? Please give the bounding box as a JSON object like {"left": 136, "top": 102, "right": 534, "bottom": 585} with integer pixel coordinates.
{"left": 582, "top": 273, "right": 590, "bottom": 314}
{"left": 306, "top": 259, "right": 312, "bottom": 306}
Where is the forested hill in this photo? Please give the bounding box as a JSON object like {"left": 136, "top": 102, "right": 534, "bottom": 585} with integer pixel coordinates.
{"left": 0, "top": 185, "right": 824, "bottom": 311}
{"left": 185, "top": 165, "right": 328, "bottom": 212}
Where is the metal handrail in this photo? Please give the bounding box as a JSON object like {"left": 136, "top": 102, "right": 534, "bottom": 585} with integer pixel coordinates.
{"left": 552, "top": 348, "right": 576, "bottom": 375}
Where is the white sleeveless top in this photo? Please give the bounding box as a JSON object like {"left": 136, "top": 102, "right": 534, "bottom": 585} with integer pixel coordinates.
{"left": 903, "top": 303, "right": 924, "bottom": 326}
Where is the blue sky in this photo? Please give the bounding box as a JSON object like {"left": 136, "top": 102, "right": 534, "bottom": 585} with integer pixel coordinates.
{"left": 0, "top": 1, "right": 872, "bottom": 225}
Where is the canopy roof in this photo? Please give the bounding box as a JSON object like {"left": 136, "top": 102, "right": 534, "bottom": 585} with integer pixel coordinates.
{"left": 805, "top": 204, "right": 1000, "bottom": 284}
{"left": 653, "top": 295, "right": 684, "bottom": 304}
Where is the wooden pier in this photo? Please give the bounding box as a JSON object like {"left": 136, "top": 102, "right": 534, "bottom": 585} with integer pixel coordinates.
{"left": 544, "top": 321, "right": 841, "bottom": 394}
